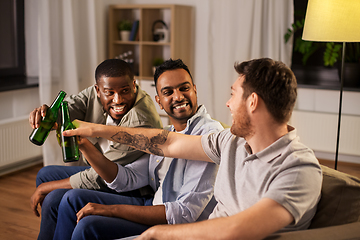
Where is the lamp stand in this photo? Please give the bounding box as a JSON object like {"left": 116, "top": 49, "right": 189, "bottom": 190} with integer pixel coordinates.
{"left": 335, "top": 42, "right": 346, "bottom": 170}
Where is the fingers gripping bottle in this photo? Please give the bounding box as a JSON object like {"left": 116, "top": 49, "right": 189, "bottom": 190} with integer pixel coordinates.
{"left": 29, "top": 91, "right": 67, "bottom": 146}
{"left": 59, "top": 101, "right": 80, "bottom": 162}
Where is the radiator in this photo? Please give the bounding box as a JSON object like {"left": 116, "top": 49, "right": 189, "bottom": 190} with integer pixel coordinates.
{"left": 290, "top": 110, "right": 360, "bottom": 157}
{"left": 0, "top": 116, "right": 42, "bottom": 175}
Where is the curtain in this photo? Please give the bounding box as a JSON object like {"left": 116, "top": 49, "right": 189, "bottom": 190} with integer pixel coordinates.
{"left": 199, "top": 0, "right": 293, "bottom": 125}
{"left": 36, "top": 0, "right": 100, "bottom": 165}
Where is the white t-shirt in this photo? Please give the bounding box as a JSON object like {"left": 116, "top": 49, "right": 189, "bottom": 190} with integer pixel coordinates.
{"left": 98, "top": 115, "right": 117, "bottom": 154}
{"left": 152, "top": 157, "right": 172, "bottom": 205}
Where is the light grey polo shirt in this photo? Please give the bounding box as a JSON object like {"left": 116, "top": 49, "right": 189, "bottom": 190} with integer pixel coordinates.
{"left": 201, "top": 126, "right": 322, "bottom": 232}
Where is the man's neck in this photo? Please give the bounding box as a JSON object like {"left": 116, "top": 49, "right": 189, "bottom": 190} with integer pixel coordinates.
{"left": 246, "top": 123, "right": 289, "bottom": 154}
{"left": 172, "top": 120, "right": 189, "bottom": 132}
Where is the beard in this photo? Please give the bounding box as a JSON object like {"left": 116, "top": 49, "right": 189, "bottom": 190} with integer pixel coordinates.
{"left": 230, "top": 103, "right": 254, "bottom": 139}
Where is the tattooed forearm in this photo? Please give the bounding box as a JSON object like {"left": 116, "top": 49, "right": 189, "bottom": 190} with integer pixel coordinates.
{"left": 150, "top": 129, "right": 169, "bottom": 145}
{"left": 111, "top": 130, "right": 170, "bottom": 156}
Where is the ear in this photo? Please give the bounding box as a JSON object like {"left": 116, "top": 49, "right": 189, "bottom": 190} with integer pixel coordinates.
{"left": 248, "top": 92, "right": 259, "bottom": 113}
{"left": 193, "top": 84, "right": 197, "bottom": 94}
{"left": 155, "top": 95, "right": 164, "bottom": 110}
{"left": 132, "top": 79, "right": 137, "bottom": 93}
{"left": 95, "top": 84, "right": 101, "bottom": 98}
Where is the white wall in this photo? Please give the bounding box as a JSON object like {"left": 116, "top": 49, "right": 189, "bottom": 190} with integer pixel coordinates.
{"left": 0, "top": 88, "right": 39, "bottom": 121}
{"left": 296, "top": 88, "right": 360, "bottom": 116}
{"left": 294, "top": 88, "right": 360, "bottom": 163}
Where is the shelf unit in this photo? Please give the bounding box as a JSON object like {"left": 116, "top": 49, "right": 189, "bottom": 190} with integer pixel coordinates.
{"left": 108, "top": 4, "right": 194, "bottom": 126}
{"left": 108, "top": 4, "right": 194, "bottom": 80}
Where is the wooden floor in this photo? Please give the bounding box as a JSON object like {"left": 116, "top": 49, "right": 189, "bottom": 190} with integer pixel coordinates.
{"left": 0, "top": 163, "right": 42, "bottom": 240}
{"left": 0, "top": 160, "right": 359, "bottom": 240}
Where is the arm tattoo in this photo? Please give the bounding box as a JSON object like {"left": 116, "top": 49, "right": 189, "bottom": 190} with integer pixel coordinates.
{"left": 111, "top": 130, "right": 170, "bottom": 156}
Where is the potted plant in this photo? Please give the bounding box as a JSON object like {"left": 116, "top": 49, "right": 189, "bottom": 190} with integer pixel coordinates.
{"left": 117, "top": 20, "right": 132, "bottom": 41}
{"left": 152, "top": 57, "right": 164, "bottom": 75}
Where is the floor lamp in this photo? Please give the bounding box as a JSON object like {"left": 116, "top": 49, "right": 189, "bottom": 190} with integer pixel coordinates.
{"left": 302, "top": 0, "right": 360, "bottom": 170}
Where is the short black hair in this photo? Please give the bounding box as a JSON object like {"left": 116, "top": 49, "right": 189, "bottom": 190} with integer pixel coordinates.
{"left": 235, "top": 58, "right": 297, "bottom": 124}
{"left": 154, "top": 59, "right": 193, "bottom": 87}
{"left": 95, "top": 59, "right": 134, "bottom": 83}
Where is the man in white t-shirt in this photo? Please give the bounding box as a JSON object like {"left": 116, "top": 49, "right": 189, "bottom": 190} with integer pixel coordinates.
{"left": 65, "top": 58, "right": 322, "bottom": 240}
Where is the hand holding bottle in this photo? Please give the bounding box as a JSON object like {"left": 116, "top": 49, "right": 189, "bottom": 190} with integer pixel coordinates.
{"left": 29, "top": 90, "right": 66, "bottom": 146}
{"left": 29, "top": 104, "right": 58, "bottom": 130}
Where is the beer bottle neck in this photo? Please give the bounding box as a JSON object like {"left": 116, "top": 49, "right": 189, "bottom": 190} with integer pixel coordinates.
{"left": 61, "top": 102, "right": 71, "bottom": 125}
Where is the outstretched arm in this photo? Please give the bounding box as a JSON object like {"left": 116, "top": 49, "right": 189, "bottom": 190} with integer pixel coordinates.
{"left": 64, "top": 120, "right": 212, "bottom": 162}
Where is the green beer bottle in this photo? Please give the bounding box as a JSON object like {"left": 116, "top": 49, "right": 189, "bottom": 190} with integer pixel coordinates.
{"left": 59, "top": 101, "right": 80, "bottom": 162}
{"left": 29, "top": 90, "right": 67, "bottom": 146}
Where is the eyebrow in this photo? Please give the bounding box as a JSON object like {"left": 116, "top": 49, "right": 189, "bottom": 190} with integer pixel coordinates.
{"left": 103, "top": 85, "right": 131, "bottom": 90}
{"left": 160, "top": 81, "right": 192, "bottom": 92}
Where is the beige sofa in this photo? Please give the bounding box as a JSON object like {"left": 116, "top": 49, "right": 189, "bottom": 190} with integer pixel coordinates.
{"left": 266, "top": 165, "right": 360, "bottom": 240}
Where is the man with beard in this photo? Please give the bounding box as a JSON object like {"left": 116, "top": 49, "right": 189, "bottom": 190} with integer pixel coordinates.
{"left": 46, "top": 59, "right": 223, "bottom": 240}
{"left": 29, "top": 59, "right": 162, "bottom": 239}
{"left": 64, "top": 58, "right": 322, "bottom": 239}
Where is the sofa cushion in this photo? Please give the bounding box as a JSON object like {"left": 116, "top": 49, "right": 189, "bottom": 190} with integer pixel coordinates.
{"left": 309, "top": 165, "right": 360, "bottom": 228}
{"left": 266, "top": 222, "right": 360, "bottom": 240}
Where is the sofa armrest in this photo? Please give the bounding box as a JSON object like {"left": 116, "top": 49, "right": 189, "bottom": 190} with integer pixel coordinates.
{"left": 264, "top": 222, "right": 360, "bottom": 240}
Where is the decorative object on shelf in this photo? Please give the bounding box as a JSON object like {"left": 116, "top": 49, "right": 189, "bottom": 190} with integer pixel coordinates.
{"left": 115, "top": 50, "right": 133, "bottom": 62}
{"left": 115, "top": 51, "right": 136, "bottom": 75}
{"left": 152, "top": 57, "right": 164, "bottom": 75}
{"left": 302, "top": 0, "right": 360, "bottom": 169}
{"left": 117, "top": 20, "right": 132, "bottom": 41}
{"left": 130, "top": 20, "right": 139, "bottom": 41}
{"left": 152, "top": 20, "right": 169, "bottom": 43}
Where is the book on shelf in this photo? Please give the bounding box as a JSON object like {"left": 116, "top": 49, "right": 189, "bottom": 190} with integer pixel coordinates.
{"left": 130, "top": 20, "right": 139, "bottom": 41}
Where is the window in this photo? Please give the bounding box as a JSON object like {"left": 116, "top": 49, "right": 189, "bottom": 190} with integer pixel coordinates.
{"left": 290, "top": 0, "right": 360, "bottom": 91}
{"left": 0, "top": 0, "right": 38, "bottom": 92}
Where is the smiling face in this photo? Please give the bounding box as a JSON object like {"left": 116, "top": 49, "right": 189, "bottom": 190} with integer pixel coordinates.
{"left": 95, "top": 75, "right": 137, "bottom": 123}
{"left": 226, "top": 75, "right": 254, "bottom": 139}
{"left": 155, "top": 69, "right": 198, "bottom": 130}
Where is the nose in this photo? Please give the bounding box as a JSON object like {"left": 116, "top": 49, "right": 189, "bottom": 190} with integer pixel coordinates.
{"left": 173, "top": 89, "right": 184, "bottom": 102}
{"left": 112, "top": 93, "right": 123, "bottom": 104}
{"left": 226, "top": 99, "right": 230, "bottom": 108}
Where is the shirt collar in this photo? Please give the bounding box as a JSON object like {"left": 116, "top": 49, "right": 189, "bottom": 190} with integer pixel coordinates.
{"left": 249, "top": 125, "right": 297, "bottom": 163}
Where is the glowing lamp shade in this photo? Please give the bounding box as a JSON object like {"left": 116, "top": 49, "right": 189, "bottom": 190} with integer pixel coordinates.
{"left": 302, "top": 0, "right": 360, "bottom": 42}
